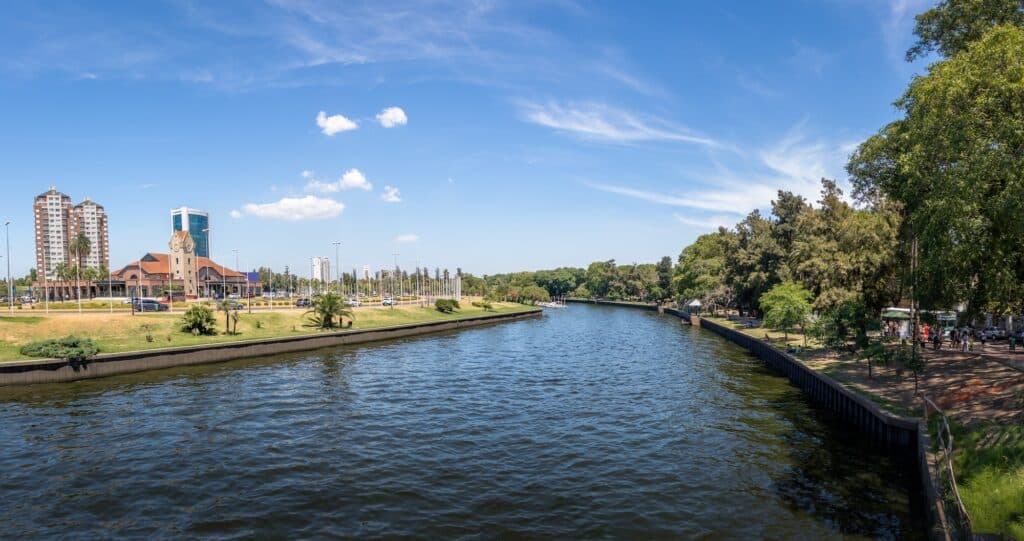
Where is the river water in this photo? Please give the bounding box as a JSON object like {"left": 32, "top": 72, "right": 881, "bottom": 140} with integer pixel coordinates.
{"left": 0, "top": 305, "right": 923, "bottom": 539}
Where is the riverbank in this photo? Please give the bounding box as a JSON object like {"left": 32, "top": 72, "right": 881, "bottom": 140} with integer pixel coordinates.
{"left": 0, "top": 305, "right": 541, "bottom": 385}
{"left": 702, "top": 315, "right": 1024, "bottom": 540}
{"left": 0, "top": 301, "right": 529, "bottom": 362}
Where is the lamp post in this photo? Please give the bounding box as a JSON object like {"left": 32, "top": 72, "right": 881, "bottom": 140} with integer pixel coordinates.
{"left": 5, "top": 221, "right": 12, "bottom": 314}
{"left": 332, "top": 241, "right": 341, "bottom": 296}
{"left": 233, "top": 249, "right": 239, "bottom": 300}
{"left": 391, "top": 252, "right": 399, "bottom": 308}
{"left": 42, "top": 249, "right": 48, "bottom": 314}
{"left": 202, "top": 228, "right": 211, "bottom": 299}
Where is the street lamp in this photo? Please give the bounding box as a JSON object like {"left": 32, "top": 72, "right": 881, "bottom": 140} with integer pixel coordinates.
{"left": 5, "top": 221, "right": 12, "bottom": 314}
{"left": 332, "top": 241, "right": 341, "bottom": 296}
{"left": 202, "top": 228, "right": 211, "bottom": 299}
{"left": 232, "top": 249, "right": 239, "bottom": 300}
{"left": 391, "top": 251, "right": 399, "bottom": 308}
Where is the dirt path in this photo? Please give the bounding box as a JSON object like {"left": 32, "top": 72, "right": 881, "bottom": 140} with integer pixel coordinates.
{"left": 802, "top": 347, "right": 1024, "bottom": 425}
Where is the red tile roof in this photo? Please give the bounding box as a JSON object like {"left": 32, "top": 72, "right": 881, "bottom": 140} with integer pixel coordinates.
{"left": 114, "top": 252, "right": 246, "bottom": 279}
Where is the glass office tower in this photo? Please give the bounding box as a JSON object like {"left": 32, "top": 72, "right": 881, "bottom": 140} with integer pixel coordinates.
{"left": 171, "top": 207, "right": 210, "bottom": 258}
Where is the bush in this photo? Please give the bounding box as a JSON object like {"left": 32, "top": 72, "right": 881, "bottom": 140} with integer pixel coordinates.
{"left": 180, "top": 305, "right": 217, "bottom": 336}
{"left": 20, "top": 336, "right": 100, "bottom": 361}
{"left": 435, "top": 299, "right": 460, "bottom": 313}
{"left": 471, "top": 300, "right": 493, "bottom": 311}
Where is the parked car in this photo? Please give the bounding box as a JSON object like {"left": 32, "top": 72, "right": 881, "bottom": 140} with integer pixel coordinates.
{"left": 981, "top": 326, "right": 1007, "bottom": 340}
{"left": 295, "top": 298, "right": 313, "bottom": 308}
{"left": 347, "top": 298, "right": 361, "bottom": 307}
{"left": 228, "top": 293, "right": 240, "bottom": 299}
{"left": 381, "top": 297, "right": 395, "bottom": 306}
{"left": 223, "top": 300, "right": 244, "bottom": 310}
{"left": 134, "top": 299, "right": 168, "bottom": 312}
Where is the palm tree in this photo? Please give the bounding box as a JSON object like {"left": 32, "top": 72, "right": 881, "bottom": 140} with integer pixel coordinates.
{"left": 68, "top": 233, "right": 91, "bottom": 309}
{"left": 218, "top": 300, "right": 236, "bottom": 335}
{"left": 304, "top": 292, "right": 354, "bottom": 329}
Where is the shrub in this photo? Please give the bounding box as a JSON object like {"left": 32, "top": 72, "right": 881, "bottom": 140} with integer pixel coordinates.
{"left": 471, "top": 300, "right": 494, "bottom": 311}
{"left": 435, "top": 299, "right": 460, "bottom": 313}
{"left": 20, "top": 336, "right": 100, "bottom": 361}
{"left": 180, "top": 305, "right": 217, "bottom": 336}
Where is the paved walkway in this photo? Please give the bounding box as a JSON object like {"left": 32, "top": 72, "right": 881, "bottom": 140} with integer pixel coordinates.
{"left": 804, "top": 345, "right": 1024, "bottom": 425}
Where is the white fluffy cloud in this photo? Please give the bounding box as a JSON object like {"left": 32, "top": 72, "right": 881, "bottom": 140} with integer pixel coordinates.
{"left": 394, "top": 234, "right": 418, "bottom": 243}
{"left": 376, "top": 106, "right": 408, "bottom": 128}
{"left": 242, "top": 196, "right": 344, "bottom": 220}
{"left": 381, "top": 185, "right": 401, "bottom": 202}
{"left": 229, "top": 209, "right": 242, "bottom": 219}
{"left": 316, "top": 111, "right": 358, "bottom": 135}
{"left": 305, "top": 168, "right": 373, "bottom": 192}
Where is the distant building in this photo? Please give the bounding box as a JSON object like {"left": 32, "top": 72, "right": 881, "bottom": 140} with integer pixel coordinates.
{"left": 168, "top": 230, "right": 199, "bottom": 297}
{"left": 70, "top": 197, "right": 109, "bottom": 271}
{"left": 311, "top": 256, "right": 330, "bottom": 283}
{"left": 33, "top": 186, "right": 109, "bottom": 280}
{"left": 171, "top": 206, "right": 210, "bottom": 258}
{"left": 111, "top": 231, "right": 258, "bottom": 299}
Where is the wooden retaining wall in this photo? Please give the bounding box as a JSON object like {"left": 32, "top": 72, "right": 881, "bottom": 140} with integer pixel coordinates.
{"left": 0, "top": 309, "right": 542, "bottom": 386}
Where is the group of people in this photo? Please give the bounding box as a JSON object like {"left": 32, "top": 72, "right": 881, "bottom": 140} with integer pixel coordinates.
{"left": 883, "top": 320, "right": 989, "bottom": 352}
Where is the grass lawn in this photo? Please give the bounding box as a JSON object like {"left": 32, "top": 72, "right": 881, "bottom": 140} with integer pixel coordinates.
{"left": 0, "top": 299, "right": 534, "bottom": 361}
{"left": 949, "top": 422, "right": 1024, "bottom": 540}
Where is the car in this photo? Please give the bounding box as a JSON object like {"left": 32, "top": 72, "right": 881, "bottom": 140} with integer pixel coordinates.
{"left": 347, "top": 298, "right": 361, "bottom": 307}
{"left": 295, "top": 298, "right": 313, "bottom": 308}
{"left": 381, "top": 297, "right": 395, "bottom": 306}
{"left": 223, "top": 300, "right": 244, "bottom": 310}
{"left": 228, "top": 293, "right": 240, "bottom": 299}
{"left": 133, "top": 299, "right": 168, "bottom": 312}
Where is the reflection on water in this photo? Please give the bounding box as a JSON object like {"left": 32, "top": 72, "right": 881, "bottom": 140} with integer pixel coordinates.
{"left": 0, "top": 305, "right": 923, "bottom": 539}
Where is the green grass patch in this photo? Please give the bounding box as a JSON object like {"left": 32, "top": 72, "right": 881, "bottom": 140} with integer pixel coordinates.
{"left": 0, "top": 301, "right": 534, "bottom": 361}
{"left": 947, "top": 421, "right": 1024, "bottom": 539}
{"left": 0, "top": 316, "right": 45, "bottom": 324}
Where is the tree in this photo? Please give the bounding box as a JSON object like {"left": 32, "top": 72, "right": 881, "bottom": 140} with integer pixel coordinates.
{"left": 759, "top": 282, "right": 813, "bottom": 342}
{"left": 675, "top": 233, "right": 728, "bottom": 306}
{"left": 218, "top": 300, "right": 238, "bottom": 334}
{"left": 906, "top": 0, "right": 1024, "bottom": 61}
{"left": 519, "top": 284, "right": 551, "bottom": 304}
{"left": 180, "top": 305, "right": 217, "bottom": 335}
{"left": 68, "top": 233, "right": 91, "bottom": 305}
{"left": 304, "top": 292, "right": 353, "bottom": 329}
{"left": 722, "top": 211, "right": 783, "bottom": 313}
{"left": 851, "top": 24, "right": 1024, "bottom": 318}
{"left": 655, "top": 256, "right": 673, "bottom": 301}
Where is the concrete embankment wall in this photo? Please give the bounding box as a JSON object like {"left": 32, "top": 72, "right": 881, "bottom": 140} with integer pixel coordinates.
{"left": 0, "top": 309, "right": 542, "bottom": 386}
{"left": 696, "top": 317, "right": 919, "bottom": 447}
{"left": 692, "top": 317, "right": 945, "bottom": 540}
{"left": 564, "top": 298, "right": 659, "bottom": 311}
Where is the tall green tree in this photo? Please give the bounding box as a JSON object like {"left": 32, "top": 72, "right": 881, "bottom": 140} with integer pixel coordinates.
{"left": 851, "top": 24, "right": 1024, "bottom": 317}
{"left": 675, "top": 233, "right": 727, "bottom": 302}
{"left": 68, "top": 233, "right": 91, "bottom": 305}
{"left": 655, "top": 256, "right": 673, "bottom": 300}
{"left": 906, "top": 0, "right": 1024, "bottom": 61}
{"left": 722, "top": 211, "right": 782, "bottom": 313}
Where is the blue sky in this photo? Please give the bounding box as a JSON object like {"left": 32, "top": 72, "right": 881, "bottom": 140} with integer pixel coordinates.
{"left": 0, "top": 0, "right": 934, "bottom": 277}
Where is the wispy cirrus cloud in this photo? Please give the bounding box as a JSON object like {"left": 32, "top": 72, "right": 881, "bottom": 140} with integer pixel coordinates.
{"left": 381, "top": 185, "right": 402, "bottom": 203}
{"left": 586, "top": 123, "right": 858, "bottom": 220}
{"left": 394, "top": 234, "right": 418, "bottom": 243}
{"left": 521, "top": 101, "right": 717, "bottom": 147}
